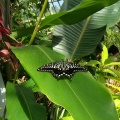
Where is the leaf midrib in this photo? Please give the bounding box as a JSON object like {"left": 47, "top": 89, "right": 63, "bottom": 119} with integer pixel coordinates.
{"left": 70, "top": 16, "right": 91, "bottom": 61}
{"left": 17, "top": 85, "right": 33, "bottom": 120}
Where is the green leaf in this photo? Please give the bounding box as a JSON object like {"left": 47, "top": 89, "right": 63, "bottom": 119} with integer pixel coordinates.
{"left": 109, "top": 69, "right": 120, "bottom": 78}
{"left": 52, "top": 0, "right": 120, "bottom": 60}
{"left": 21, "top": 78, "right": 36, "bottom": 88}
{"left": 86, "top": 60, "right": 101, "bottom": 67}
{"left": 106, "top": 83, "right": 120, "bottom": 92}
{"left": 101, "top": 44, "right": 108, "bottom": 64}
{"left": 11, "top": 45, "right": 118, "bottom": 120}
{"left": 102, "top": 69, "right": 117, "bottom": 77}
{"left": 114, "top": 99, "right": 120, "bottom": 108}
{"left": 11, "top": 0, "right": 119, "bottom": 40}
{"left": 11, "top": 26, "right": 34, "bottom": 38}
{"left": 52, "top": 0, "right": 107, "bottom": 60}
{"left": 15, "top": 84, "right": 46, "bottom": 120}
{"left": 6, "top": 82, "right": 29, "bottom": 120}
{"left": 40, "top": 0, "right": 119, "bottom": 29}
{"left": 97, "top": 73, "right": 106, "bottom": 83}
{"left": 104, "top": 62, "right": 120, "bottom": 67}
{"left": 105, "top": 76, "right": 120, "bottom": 81}
{"left": 59, "top": 116, "right": 74, "bottom": 120}
{"left": 104, "top": 56, "right": 114, "bottom": 65}
{"left": 89, "top": 0, "right": 120, "bottom": 28}
{"left": 6, "top": 82, "right": 46, "bottom": 120}
{"left": 20, "top": 78, "right": 40, "bottom": 92}
{"left": 53, "top": 22, "right": 106, "bottom": 60}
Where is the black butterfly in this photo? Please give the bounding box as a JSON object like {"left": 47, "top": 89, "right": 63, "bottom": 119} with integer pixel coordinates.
{"left": 37, "top": 60, "right": 87, "bottom": 79}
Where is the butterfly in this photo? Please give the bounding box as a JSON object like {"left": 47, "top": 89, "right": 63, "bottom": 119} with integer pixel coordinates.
{"left": 37, "top": 60, "right": 87, "bottom": 79}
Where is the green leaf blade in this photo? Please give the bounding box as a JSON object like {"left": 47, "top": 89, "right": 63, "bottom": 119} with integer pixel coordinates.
{"left": 15, "top": 85, "right": 46, "bottom": 120}
{"left": 89, "top": 1, "right": 120, "bottom": 28}
{"left": 6, "top": 82, "right": 29, "bottom": 120}
{"left": 6, "top": 82, "right": 46, "bottom": 120}
{"left": 52, "top": 0, "right": 120, "bottom": 60}
{"left": 11, "top": 45, "right": 119, "bottom": 120}
{"left": 53, "top": 22, "right": 106, "bottom": 59}
{"left": 40, "top": 0, "right": 119, "bottom": 29}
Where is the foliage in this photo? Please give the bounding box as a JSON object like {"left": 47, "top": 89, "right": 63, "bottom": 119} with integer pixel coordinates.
{"left": 85, "top": 44, "right": 120, "bottom": 118}
{"left": 0, "top": 0, "right": 120, "bottom": 120}
{"left": 52, "top": 0, "right": 120, "bottom": 60}
{"left": 12, "top": 0, "right": 49, "bottom": 28}
{"left": 11, "top": 45, "right": 118, "bottom": 120}
{"left": 104, "top": 27, "right": 120, "bottom": 49}
{"left": 86, "top": 44, "right": 120, "bottom": 83}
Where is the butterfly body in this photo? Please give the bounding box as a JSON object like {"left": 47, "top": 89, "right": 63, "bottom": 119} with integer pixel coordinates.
{"left": 37, "top": 60, "right": 87, "bottom": 79}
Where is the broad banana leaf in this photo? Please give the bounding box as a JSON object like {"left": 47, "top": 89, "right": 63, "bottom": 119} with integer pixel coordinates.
{"left": 53, "top": 0, "right": 120, "bottom": 60}
{"left": 88, "top": 0, "right": 120, "bottom": 29}
{"left": 11, "top": 45, "right": 119, "bottom": 120}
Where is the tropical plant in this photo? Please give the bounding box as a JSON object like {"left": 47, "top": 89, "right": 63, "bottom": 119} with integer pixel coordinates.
{"left": 0, "top": 0, "right": 120, "bottom": 120}
{"left": 104, "top": 27, "right": 120, "bottom": 49}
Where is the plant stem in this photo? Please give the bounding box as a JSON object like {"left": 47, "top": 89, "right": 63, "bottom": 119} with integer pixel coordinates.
{"left": 29, "top": 0, "right": 48, "bottom": 45}
{"left": 13, "top": 65, "right": 22, "bottom": 84}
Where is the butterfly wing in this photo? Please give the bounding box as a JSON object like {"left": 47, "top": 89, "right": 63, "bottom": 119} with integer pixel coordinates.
{"left": 37, "top": 62, "right": 64, "bottom": 79}
{"left": 37, "top": 62, "right": 55, "bottom": 72}
{"left": 37, "top": 60, "right": 87, "bottom": 79}
{"left": 63, "top": 62, "right": 87, "bottom": 78}
{"left": 51, "top": 68, "right": 64, "bottom": 79}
